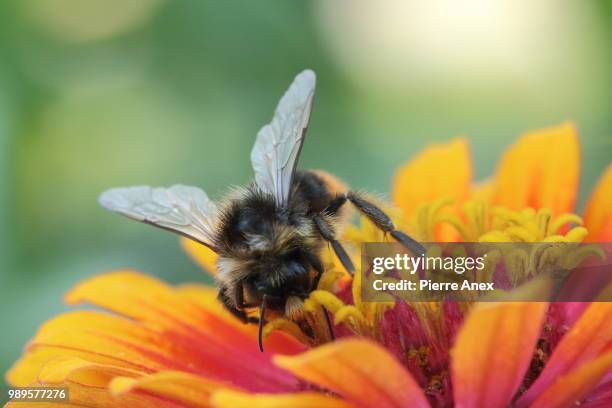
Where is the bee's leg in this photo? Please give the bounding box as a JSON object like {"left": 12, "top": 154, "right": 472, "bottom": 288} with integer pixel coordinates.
{"left": 239, "top": 280, "right": 265, "bottom": 308}
{"left": 218, "top": 285, "right": 259, "bottom": 325}
{"left": 300, "top": 253, "right": 337, "bottom": 341}
{"left": 235, "top": 282, "right": 261, "bottom": 323}
{"left": 306, "top": 251, "right": 325, "bottom": 291}
{"left": 313, "top": 213, "right": 355, "bottom": 275}
{"left": 324, "top": 194, "right": 348, "bottom": 216}
{"left": 346, "top": 191, "right": 426, "bottom": 256}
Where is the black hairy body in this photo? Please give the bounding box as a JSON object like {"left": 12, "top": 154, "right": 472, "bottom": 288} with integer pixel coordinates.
{"left": 214, "top": 170, "right": 346, "bottom": 321}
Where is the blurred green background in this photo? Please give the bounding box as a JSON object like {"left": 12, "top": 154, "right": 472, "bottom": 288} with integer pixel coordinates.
{"left": 0, "top": 0, "right": 611, "bottom": 399}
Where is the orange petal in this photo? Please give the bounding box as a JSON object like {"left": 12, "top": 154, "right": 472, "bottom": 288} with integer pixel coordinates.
{"left": 6, "top": 311, "right": 165, "bottom": 386}
{"left": 178, "top": 283, "right": 228, "bottom": 315}
{"left": 110, "top": 370, "right": 234, "bottom": 408}
{"left": 274, "top": 338, "right": 429, "bottom": 408}
{"left": 7, "top": 344, "right": 149, "bottom": 388}
{"left": 182, "top": 237, "right": 219, "bottom": 275}
{"left": 211, "top": 389, "right": 354, "bottom": 408}
{"left": 18, "top": 280, "right": 300, "bottom": 392}
{"left": 64, "top": 271, "right": 264, "bottom": 352}
{"left": 65, "top": 270, "right": 207, "bottom": 330}
{"left": 583, "top": 165, "right": 612, "bottom": 241}
{"left": 7, "top": 310, "right": 227, "bottom": 382}
{"left": 37, "top": 356, "right": 142, "bottom": 387}
{"left": 451, "top": 301, "right": 549, "bottom": 408}
{"left": 491, "top": 122, "right": 580, "bottom": 215}
{"left": 65, "top": 272, "right": 302, "bottom": 390}
{"left": 392, "top": 138, "right": 471, "bottom": 219}
{"left": 516, "top": 302, "right": 612, "bottom": 406}
{"left": 529, "top": 351, "right": 612, "bottom": 408}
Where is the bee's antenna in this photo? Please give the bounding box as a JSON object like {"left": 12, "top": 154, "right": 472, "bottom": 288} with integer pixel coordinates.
{"left": 258, "top": 295, "right": 268, "bottom": 353}
{"left": 322, "top": 306, "right": 335, "bottom": 341}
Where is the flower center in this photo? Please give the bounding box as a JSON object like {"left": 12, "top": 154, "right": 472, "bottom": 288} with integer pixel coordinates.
{"left": 411, "top": 198, "right": 587, "bottom": 243}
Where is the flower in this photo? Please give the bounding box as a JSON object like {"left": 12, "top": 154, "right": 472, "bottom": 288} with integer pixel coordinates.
{"left": 5, "top": 122, "right": 612, "bottom": 408}
{"left": 392, "top": 122, "right": 611, "bottom": 243}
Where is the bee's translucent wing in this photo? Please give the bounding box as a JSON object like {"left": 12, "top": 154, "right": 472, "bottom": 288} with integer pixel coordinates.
{"left": 99, "top": 185, "right": 218, "bottom": 250}
{"left": 251, "top": 69, "right": 316, "bottom": 205}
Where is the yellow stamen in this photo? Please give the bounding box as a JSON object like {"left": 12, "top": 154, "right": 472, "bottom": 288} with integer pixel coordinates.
{"left": 263, "top": 319, "right": 312, "bottom": 345}
{"left": 428, "top": 199, "right": 589, "bottom": 243}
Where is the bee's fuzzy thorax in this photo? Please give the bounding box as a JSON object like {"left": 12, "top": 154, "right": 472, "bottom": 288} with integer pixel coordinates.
{"left": 214, "top": 184, "right": 318, "bottom": 257}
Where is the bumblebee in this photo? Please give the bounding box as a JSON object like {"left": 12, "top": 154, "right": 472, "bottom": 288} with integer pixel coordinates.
{"left": 100, "top": 70, "right": 424, "bottom": 351}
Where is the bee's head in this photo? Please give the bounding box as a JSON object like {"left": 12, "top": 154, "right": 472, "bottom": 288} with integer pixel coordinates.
{"left": 215, "top": 249, "right": 313, "bottom": 309}
{"left": 249, "top": 250, "right": 312, "bottom": 299}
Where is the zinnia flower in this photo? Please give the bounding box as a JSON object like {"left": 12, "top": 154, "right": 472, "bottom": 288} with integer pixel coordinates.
{"left": 5, "top": 122, "right": 611, "bottom": 408}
